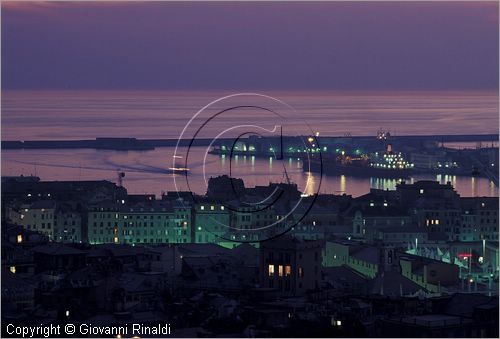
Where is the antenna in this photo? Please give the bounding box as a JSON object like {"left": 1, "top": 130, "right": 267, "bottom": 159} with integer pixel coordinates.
{"left": 279, "top": 125, "right": 283, "bottom": 160}
{"left": 282, "top": 162, "right": 291, "bottom": 185}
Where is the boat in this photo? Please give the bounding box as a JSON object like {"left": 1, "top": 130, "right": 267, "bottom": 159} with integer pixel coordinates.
{"left": 169, "top": 155, "right": 190, "bottom": 174}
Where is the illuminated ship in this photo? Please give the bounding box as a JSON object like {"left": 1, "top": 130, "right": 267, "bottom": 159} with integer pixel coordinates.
{"left": 304, "top": 145, "right": 413, "bottom": 179}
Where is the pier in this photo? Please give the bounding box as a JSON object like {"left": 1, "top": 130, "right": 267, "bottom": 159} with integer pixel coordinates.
{"left": 2, "top": 134, "right": 497, "bottom": 151}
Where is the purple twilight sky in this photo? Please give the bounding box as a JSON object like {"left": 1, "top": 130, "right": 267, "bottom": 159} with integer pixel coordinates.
{"left": 1, "top": 1, "right": 499, "bottom": 91}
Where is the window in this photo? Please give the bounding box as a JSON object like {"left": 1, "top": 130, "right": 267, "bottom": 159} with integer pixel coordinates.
{"left": 278, "top": 265, "right": 283, "bottom": 277}
{"left": 298, "top": 267, "right": 304, "bottom": 278}
{"left": 200, "top": 206, "right": 205, "bottom": 210}
{"left": 420, "top": 189, "right": 424, "bottom": 194}
{"left": 285, "top": 265, "right": 291, "bottom": 277}
{"left": 268, "top": 264, "right": 274, "bottom": 277}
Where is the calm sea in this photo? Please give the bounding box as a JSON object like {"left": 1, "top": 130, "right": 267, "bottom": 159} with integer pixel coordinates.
{"left": 1, "top": 90, "right": 498, "bottom": 197}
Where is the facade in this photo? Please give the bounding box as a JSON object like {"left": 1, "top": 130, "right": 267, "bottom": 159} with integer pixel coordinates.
{"left": 53, "top": 206, "right": 83, "bottom": 243}
{"left": 396, "top": 180, "right": 460, "bottom": 205}
{"left": 351, "top": 207, "right": 412, "bottom": 241}
{"left": 193, "top": 202, "right": 230, "bottom": 243}
{"left": 88, "top": 200, "right": 192, "bottom": 245}
{"left": 460, "top": 197, "right": 499, "bottom": 241}
{"left": 227, "top": 201, "right": 276, "bottom": 242}
{"left": 87, "top": 202, "right": 121, "bottom": 244}
{"left": 8, "top": 201, "right": 56, "bottom": 240}
{"left": 415, "top": 204, "right": 462, "bottom": 240}
{"left": 375, "top": 227, "right": 428, "bottom": 248}
{"left": 260, "top": 235, "right": 323, "bottom": 296}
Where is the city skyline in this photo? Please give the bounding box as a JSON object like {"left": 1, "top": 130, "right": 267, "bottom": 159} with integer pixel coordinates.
{"left": 1, "top": 2, "right": 499, "bottom": 338}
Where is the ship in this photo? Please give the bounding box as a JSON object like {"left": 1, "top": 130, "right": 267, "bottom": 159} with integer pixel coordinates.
{"left": 303, "top": 151, "right": 413, "bottom": 179}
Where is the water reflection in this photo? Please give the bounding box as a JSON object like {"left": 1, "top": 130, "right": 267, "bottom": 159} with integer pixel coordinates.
{"left": 2, "top": 148, "right": 498, "bottom": 198}
{"left": 436, "top": 174, "right": 456, "bottom": 186}
{"left": 305, "top": 171, "right": 316, "bottom": 197}
{"left": 340, "top": 175, "right": 346, "bottom": 194}
{"left": 369, "top": 177, "right": 401, "bottom": 191}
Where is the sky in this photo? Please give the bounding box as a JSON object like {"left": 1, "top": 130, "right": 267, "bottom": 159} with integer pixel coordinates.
{"left": 1, "top": 1, "right": 499, "bottom": 91}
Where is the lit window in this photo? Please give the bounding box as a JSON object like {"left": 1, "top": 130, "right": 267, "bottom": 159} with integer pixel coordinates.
{"left": 200, "top": 206, "right": 205, "bottom": 210}
{"left": 10, "top": 266, "right": 16, "bottom": 274}
{"left": 278, "top": 265, "right": 283, "bottom": 277}
{"left": 369, "top": 202, "right": 374, "bottom": 207}
{"left": 114, "top": 237, "right": 119, "bottom": 244}
{"left": 268, "top": 264, "right": 275, "bottom": 276}
{"left": 211, "top": 206, "right": 215, "bottom": 211}
{"left": 419, "top": 189, "right": 424, "bottom": 194}
{"left": 285, "top": 265, "right": 291, "bottom": 276}
{"left": 298, "top": 267, "right": 304, "bottom": 277}
{"left": 435, "top": 219, "right": 439, "bottom": 225}
{"left": 16, "top": 235, "right": 23, "bottom": 243}
{"left": 312, "top": 221, "right": 316, "bottom": 226}
{"left": 383, "top": 202, "right": 388, "bottom": 207}
{"left": 221, "top": 206, "right": 224, "bottom": 211}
